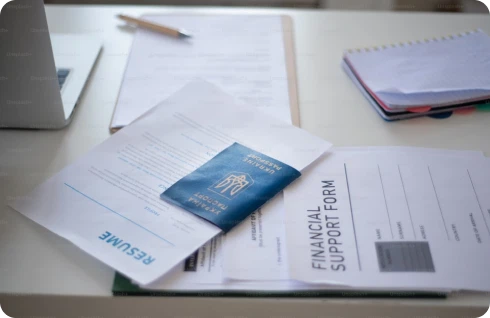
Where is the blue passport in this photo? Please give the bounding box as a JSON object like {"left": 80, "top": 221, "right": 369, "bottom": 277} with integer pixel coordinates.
{"left": 160, "top": 143, "right": 301, "bottom": 232}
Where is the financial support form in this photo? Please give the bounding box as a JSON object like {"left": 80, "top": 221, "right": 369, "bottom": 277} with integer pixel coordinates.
{"left": 220, "top": 148, "right": 488, "bottom": 284}
{"left": 284, "top": 150, "right": 490, "bottom": 292}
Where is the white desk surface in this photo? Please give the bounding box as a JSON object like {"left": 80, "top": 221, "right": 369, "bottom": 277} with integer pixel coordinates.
{"left": 1, "top": 4, "right": 489, "bottom": 317}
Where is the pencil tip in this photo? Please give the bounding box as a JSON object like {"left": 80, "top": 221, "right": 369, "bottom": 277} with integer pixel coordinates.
{"left": 178, "top": 30, "right": 192, "bottom": 38}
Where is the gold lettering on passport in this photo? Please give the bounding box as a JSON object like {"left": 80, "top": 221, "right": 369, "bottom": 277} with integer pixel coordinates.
{"left": 214, "top": 174, "right": 249, "bottom": 196}
{"left": 242, "top": 153, "right": 283, "bottom": 175}
{"left": 208, "top": 172, "right": 254, "bottom": 200}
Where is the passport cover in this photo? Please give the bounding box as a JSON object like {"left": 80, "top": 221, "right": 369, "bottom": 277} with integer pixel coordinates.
{"left": 160, "top": 142, "right": 301, "bottom": 232}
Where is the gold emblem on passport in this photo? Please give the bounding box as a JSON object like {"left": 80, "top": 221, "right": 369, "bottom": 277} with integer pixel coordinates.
{"left": 209, "top": 172, "right": 254, "bottom": 200}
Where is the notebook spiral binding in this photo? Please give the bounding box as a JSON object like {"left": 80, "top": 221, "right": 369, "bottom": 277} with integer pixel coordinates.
{"left": 346, "top": 29, "right": 482, "bottom": 54}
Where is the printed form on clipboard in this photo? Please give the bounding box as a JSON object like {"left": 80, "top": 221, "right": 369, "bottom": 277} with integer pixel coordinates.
{"left": 111, "top": 15, "right": 299, "bottom": 131}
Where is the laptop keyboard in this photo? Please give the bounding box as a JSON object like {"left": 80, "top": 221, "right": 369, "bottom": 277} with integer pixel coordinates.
{"left": 57, "top": 68, "right": 70, "bottom": 90}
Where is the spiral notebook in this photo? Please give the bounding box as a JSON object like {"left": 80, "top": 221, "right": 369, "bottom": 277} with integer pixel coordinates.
{"left": 343, "top": 30, "right": 490, "bottom": 120}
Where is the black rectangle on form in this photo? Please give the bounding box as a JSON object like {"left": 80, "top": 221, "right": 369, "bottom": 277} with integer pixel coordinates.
{"left": 376, "top": 241, "right": 435, "bottom": 273}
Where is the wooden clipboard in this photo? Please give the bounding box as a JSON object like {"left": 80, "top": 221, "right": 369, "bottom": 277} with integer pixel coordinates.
{"left": 110, "top": 15, "right": 300, "bottom": 133}
{"left": 281, "top": 15, "right": 300, "bottom": 128}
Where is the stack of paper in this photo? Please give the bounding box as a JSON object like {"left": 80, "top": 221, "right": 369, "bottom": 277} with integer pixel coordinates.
{"left": 115, "top": 146, "right": 490, "bottom": 295}
{"left": 10, "top": 81, "right": 490, "bottom": 295}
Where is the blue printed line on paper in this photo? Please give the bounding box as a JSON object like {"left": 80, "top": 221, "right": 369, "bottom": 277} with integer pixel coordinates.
{"left": 63, "top": 183, "right": 174, "bottom": 246}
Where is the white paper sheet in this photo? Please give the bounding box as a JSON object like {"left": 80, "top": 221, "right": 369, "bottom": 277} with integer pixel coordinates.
{"left": 221, "top": 147, "right": 484, "bottom": 282}
{"left": 337, "top": 147, "right": 485, "bottom": 157}
{"left": 112, "top": 15, "right": 292, "bottom": 128}
{"left": 136, "top": 234, "right": 224, "bottom": 287}
{"left": 143, "top": 230, "right": 448, "bottom": 294}
{"left": 222, "top": 194, "right": 290, "bottom": 281}
{"left": 284, "top": 151, "right": 490, "bottom": 291}
{"left": 11, "top": 81, "right": 330, "bottom": 285}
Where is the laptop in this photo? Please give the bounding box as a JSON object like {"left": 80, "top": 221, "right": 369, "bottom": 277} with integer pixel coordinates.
{"left": 0, "top": 0, "right": 102, "bottom": 129}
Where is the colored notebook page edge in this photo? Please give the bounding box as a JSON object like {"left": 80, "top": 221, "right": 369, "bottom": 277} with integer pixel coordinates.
{"left": 377, "top": 90, "right": 490, "bottom": 110}
{"left": 343, "top": 57, "right": 425, "bottom": 114}
{"left": 342, "top": 60, "right": 484, "bottom": 121}
{"left": 342, "top": 60, "right": 460, "bottom": 120}
{"left": 343, "top": 57, "right": 490, "bottom": 114}
{"left": 343, "top": 60, "right": 481, "bottom": 121}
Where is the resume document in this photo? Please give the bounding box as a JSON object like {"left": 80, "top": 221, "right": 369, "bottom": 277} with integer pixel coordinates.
{"left": 10, "top": 81, "right": 330, "bottom": 285}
